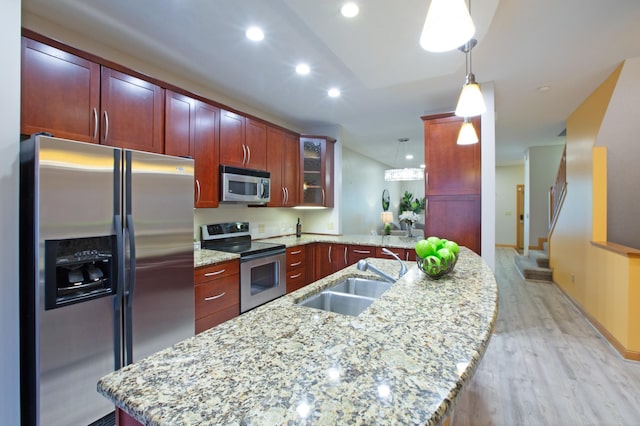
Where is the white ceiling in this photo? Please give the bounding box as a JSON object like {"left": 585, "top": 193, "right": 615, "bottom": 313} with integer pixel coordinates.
{"left": 22, "top": 0, "right": 640, "bottom": 167}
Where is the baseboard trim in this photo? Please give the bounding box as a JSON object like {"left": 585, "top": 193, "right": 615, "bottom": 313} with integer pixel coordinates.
{"left": 554, "top": 283, "right": 640, "bottom": 362}
{"left": 495, "top": 244, "right": 516, "bottom": 248}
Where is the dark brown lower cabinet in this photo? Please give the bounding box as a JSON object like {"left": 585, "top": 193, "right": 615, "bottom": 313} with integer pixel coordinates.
{"left": 194, "top": 260, "right": 240, "bottom": 334}
{"left": 425, "top": 194, "right": 481, "bottom": 255}
{"left": 315, "top": 243, "right": 347, "bottom": 280}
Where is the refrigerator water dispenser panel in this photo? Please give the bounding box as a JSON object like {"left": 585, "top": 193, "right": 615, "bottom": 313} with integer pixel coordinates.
{"left": 45, "top": 235, "right": 117, "bottom": 310}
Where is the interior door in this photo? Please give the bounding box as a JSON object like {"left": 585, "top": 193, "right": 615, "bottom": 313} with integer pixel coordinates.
{"left": 517, "top": 184, "right": 525, "bottom": 251}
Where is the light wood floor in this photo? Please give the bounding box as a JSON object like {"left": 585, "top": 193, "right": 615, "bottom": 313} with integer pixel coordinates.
{"left": 452, "top": 248, "right": 640, "bottom": 426}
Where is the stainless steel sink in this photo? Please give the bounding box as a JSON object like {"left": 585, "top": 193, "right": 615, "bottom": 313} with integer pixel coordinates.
{"left": 297, "top": 291, "right": 375, "bottom": 316}
{"left": 329, "top": 277, "right": 392, "bottom": 298}
{"left": 296, "top": 277, "right": 392, "bottom": 316}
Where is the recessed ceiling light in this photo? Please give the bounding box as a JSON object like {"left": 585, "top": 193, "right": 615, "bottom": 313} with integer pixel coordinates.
{"left": 341, "top": 2, "right": 359, "bottom": 18}
{"left": 405, "top": 154, "right": 414, "bottom": 160}
{"left": 295, "top": 63, "right": 310, "bottom": 75}
{"left": 328, "top": 88, "right": 341, "bottom": 98}
{"left": 245, "top": 26, "right": 264, "bottom": 42}
{"left": 537, "top": 85, "right": 552, "bottom": 93}
{"left": 420, "top": 164, "right": 426, "bottom": 169}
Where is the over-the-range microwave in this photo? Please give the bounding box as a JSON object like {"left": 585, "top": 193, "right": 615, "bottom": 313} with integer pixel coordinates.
{"left": 220, "top": 165, "right": 270, "bottom": 204}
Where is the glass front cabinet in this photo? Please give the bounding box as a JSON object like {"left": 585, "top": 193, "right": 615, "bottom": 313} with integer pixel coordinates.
{"left": 299, "top": 136, "right": 336, "bottom": 207}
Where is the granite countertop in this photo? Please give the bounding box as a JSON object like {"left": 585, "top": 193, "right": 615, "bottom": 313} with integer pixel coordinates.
{"left": 99, "top": 247, "right": 498, "bottom": 425}
{"left": 194, "top": 234, "right": 423, "bottom": 268}
{"left": 194, "top": 248, "right": 239, "bottom": 268}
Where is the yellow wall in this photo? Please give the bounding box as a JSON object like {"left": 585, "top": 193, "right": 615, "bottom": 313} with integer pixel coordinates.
{"left": 550, "top": 62, "right": 640, "bottom": 357}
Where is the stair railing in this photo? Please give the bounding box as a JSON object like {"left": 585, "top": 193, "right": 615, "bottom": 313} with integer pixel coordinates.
{"left": 549, "top": 145, "right": 567, "bottom": 233}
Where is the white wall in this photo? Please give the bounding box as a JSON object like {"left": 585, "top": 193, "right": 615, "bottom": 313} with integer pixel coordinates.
{"left": 1, "top": 0, "right": 21, "bottom": 423}
{"left": 495, "top": 164, "right": 525, "bottom": 246}
{"left": 481, "top": 82, "right": 496, "bottom": 271}
{"left": 341, "top": 147, "right": 400, "bottom": 235}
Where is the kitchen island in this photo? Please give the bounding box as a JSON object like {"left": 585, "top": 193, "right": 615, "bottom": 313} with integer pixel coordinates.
{"left": 98, "top": 247, "right": 497, "bottom": 425}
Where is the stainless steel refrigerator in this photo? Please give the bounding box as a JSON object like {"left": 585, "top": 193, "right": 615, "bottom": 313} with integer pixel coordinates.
{"left": 20, "top": 134, "right": 195, "bottom": 425}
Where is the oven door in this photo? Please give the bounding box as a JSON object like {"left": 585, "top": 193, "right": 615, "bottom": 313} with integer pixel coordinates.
{"left": 240, "top": 251, "right": 286, "bottom": 312}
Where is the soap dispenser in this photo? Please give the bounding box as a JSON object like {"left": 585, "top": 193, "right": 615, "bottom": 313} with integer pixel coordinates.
{"left": 296, "top": 218, "right": 302, "bottom": 238}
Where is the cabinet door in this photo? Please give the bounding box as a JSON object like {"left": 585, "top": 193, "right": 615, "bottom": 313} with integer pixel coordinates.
{"left": 245, "top": 118, "right": 267, "bottom": 170}
{"left": 316, "top": 243, "right": 347, "bottom": 279}
{"left": 282, "top": 132, "right": 300, "bottom": 206}
{"left": 425, "top": 194, "right": 481, "bottom": 255}
{"left": 424, "top": 115, "right": 481, "bottom": 195}
{"left": 267, "top": 128, "right": 299, "bottom": 207}
{"left": 165, "top": 90, "right": 195, "bottom": 157}
{"left": 100, "top": 67, "right": 165, "bottom": 153}
{"left": 193, "top": 102, "right": 220, "bottom": 208}
{"left": 219, "top": 109, "right": 246, "bottom": 167}
{"left": 266, "top": 127, "right": 285, "bottom": 206}
{"left": 21, "top": 37, "right": 100, "bottom": 143}
{"left": 315, "top": 243, "right": 332, "bottom": 280}
{"left": 300, "top": 136, "right": 335, "bottom": 207}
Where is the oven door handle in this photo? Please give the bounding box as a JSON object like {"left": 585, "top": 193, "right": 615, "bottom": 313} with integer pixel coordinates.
{"left": 240, "top": 248, "right": 286, "bottom": 262}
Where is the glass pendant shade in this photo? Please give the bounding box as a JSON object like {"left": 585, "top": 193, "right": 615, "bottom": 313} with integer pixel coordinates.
{"left": 457, "top": 118, "right": 479, "bottom": 145}
{"left": 455, "top": 73, "right": 486, "bottom": 117}
{"left": 419, "top": 0, "right": 475, "bottom": 52}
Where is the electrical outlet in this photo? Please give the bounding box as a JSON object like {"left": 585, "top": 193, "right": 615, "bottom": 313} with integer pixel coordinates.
{"left": 505, "top": 210, "right": 512, "bottom": 216}
{"left": 258, "top": 224, "right": 265, "bottom": 233}
{"left": 571, "top": 273, "right": 575, "bottom": 283}
{"left": 328, "top": 222, "right": 335, "bottom": 230}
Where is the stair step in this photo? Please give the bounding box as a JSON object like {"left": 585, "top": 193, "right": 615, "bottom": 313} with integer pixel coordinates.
{"left": 514, "top": 252, "right": 553, "bottom": 283}
{"left": 536, "top": 257, "right": 550, "bottom": 268}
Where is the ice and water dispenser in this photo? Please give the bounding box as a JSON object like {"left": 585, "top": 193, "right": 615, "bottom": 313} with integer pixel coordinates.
{"left": 44, "top": 235, "right": 117, "bottom": 310}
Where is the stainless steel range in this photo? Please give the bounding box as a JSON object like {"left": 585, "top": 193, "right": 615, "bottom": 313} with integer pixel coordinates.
{"left": 201, "top": 222, "right": 286, "bottom": 312}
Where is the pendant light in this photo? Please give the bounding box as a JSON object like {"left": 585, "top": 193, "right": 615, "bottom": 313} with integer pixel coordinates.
{"left": 454, "top": 0, "right": 486, "bottom": 117}
{"left": 457, "top": 117, "right": 479, "bottom": 145}
{"left": 454, "top": 38, "right": 486, "bottom": 117}
{"left": 419, "top": 0, "right": 475, "bottom": 52}
{"left": 384, "top": 138, "right": 425, "bottom": 181}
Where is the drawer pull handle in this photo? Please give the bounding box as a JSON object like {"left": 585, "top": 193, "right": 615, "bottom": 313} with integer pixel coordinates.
{"left": 290, "top": 250, "right": 302, "bottom": 255}
{"left": 353, "top": 249, "right": 371, "bottom": 254}
{"left": 204, "top": 269, "right": 226, "bottom": 277}
{"left": 204, "top": 292, "right": 226, "bottom": 301}
{"left": 289, "top": 273, "right": 302, "bottom": 279}
{"left": 290, "top": 261, "right": 302, "bottom": 267}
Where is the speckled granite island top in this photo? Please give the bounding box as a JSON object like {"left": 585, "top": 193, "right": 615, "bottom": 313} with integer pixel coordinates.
{"left": 100, "top": 247, "right": 498, "bottom": 425}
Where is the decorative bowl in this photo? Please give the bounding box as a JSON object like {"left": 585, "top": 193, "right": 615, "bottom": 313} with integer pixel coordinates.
{"left": 416, "top": 254, "right": 458, "bottom": 279}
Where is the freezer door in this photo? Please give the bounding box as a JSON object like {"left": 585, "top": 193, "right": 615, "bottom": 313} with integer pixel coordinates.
{"left": 29, "top": 136, "right": 120, "bottom": 425}
{"left": 124, "top": 150, "right": 195, "bottom": 364}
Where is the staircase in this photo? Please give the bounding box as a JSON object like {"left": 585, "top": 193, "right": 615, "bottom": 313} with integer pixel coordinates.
{"left": 514, "top": 248, "right": 553, "bottom": 283}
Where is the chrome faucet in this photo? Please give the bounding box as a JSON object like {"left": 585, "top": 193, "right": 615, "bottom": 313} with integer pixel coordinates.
{"left": 357, "top": 248, "right": 407, "bottom": 283}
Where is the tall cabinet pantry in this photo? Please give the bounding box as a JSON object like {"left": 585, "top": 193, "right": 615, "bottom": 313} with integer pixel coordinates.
{"left": 421, "top": 113, "right": 481, "bottom": 254}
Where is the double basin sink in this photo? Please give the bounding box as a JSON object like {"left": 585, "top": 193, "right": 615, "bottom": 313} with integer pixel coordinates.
{"left": 296, "top": 277, "right": 393, "bottom": 317}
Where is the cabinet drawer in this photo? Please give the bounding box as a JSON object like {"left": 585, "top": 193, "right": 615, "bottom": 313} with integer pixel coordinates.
{"left": 195, "top": 274, "right": 239, "bottom": 320}
{"left": 286, "top": 246, "right": 306, "bottom": 270}
{"left": 194, "top": 260, "right": 239, "bottom": 285}
{"left": 347, "top": 245, "right": 375, "bottom": 264}
{"left": 286, "top": 266, "right": 306, "bottom": 293}
{"left": 195, "top": 304, "right": 239, "bottom": 334}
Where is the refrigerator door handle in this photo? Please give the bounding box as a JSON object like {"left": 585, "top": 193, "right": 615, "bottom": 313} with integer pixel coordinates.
{"left": 113, "top": 213, "right": 124, "bottom": 370}
{"left": 126, "top": 214, "right": 136, "bottom": 305}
